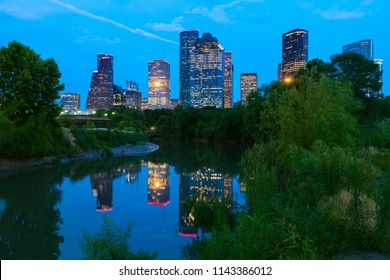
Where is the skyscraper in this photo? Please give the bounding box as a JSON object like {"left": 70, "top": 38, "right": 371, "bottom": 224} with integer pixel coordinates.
{"left": 123, "top": 80, "right": 141, "bottom": 109}
{"left": 343, "top": 39, "right": 374, "bottom": 60}
{"left": 86, "top": 54, "right": 114, "bottom": 110}
{"left": 281, "top": 28, "right": 308, "bottom": 81}
{"left": 240, "top": 73, "right": 258, "bottom": 104}
{"left": 189, "top": 32, "right": 224, "bottom": 109}
{"left": 60, "top": 93, "right": 80, "bottom": 113}
{"left": 223, "top": 52, "right": 233, "bottom": 109}
{"left": 180, "top": 30, "right": 199, "bottom": 108}
{"left": 148, "top": 60, "right": 170, "bottom": 109}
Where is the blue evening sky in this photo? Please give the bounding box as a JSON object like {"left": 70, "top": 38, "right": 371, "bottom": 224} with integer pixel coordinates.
{"left": 1, "top": 0, "right": 388, "bottom": 109}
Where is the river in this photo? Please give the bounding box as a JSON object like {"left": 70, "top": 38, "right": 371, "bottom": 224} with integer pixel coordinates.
{"left": 0, "top": 142, "right": 246, "bottom": 260}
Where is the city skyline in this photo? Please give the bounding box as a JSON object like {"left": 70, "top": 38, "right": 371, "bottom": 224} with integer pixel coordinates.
{"left": 1, "top": 0, "right": 388, "bottom": 109}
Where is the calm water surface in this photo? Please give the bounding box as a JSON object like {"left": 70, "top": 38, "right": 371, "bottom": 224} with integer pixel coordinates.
{"left": 0, "top": 142, "right": 245, "bottom": 259}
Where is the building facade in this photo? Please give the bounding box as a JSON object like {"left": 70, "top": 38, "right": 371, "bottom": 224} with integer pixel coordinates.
{"left": 148, "top": 60, "right": 170, "bottom": 109}
{"left": 189, "top": 33, "right": 224, "bottom": 109}
{"left": 281, "top": 28, "right": 308, "bottom": 82}
{"left": 343, "top": 39, "right": 374, "bottom": 60}
{"left": 240, "top": 73, "right": 258, "bottom": 104}
{"left": 223, "top": 52, "right": 233, "bottom": 108}
{"left": 60, "top": 93, "right": 80, "bottom": 113}
{"left": 86, "top": 54, "right": 114, "bottom": 110}
{"left": 180, "top": 30, "right": 199, "bottom": 108}
{"left": 123, "top": 80, "right": 142, "bottom": 109}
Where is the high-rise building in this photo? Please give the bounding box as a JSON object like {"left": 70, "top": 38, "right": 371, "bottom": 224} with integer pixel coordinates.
{"left": 343, "top": 39, "right": 374, "bottom": 60}
{"left": 189, "top": 32, "right": 224, "bottom": 109}
{"left": 240, "top": 73, "right": 258, "bottom": 104}
{"left": 141, "top": 98, "right": 148, "bottom": 110}
{"left": 60, "top": 93, "right": 80, "bottom": 113}
{"left": 223, "top": 52, "right": 233, "bottom": 108}
{"left": 86, "top": 54, "right": 114, "bottom": 110}
{"left": 148, "top": 60, "right": 170, "bottom": 109}
{"left": 180, "top": 30, "right": 199, "bottom": 107}
{"left": 281, "top": 28, "right": 308, "bottom": 82}
{"left": 123, "top": 80, "right": 141, "bottom": 109}
{"left": 113, "top": 84, "right": 125, "bottom": 107}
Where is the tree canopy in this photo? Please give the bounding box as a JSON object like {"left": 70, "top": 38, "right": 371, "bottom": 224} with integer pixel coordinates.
{"left": 0, "top": 41, "right": 64, "bottom": 125}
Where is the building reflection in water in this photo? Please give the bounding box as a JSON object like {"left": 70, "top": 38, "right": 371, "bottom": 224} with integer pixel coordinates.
{"left": 147, "top": 162, "right": 170, "bottom": 206}
{"left": 179, "top": 168, "right": 232, "bottom": 237}
{"left": 91, "top": 172, "right": 113, "bottom": 212}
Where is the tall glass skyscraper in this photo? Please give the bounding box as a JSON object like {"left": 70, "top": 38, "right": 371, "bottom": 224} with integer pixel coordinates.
{"left": 148, "top": 60, "right": 170, "bottom": 109}
{"left": 189, "top": 33, "right": 224, "bottom": 109}
{"left": 179, "top": 30, "right": 199, "bottom": 107}
{"left": 223, "top": 52, "right": 233, "bottom": 109}
{"left": 281, "top": 28, "right": 308, "bottom": 81}
{"left": 86, "top": 54, "right": 114, "bottom": 110}
{"left": 240, "top": 73, "right": 258, "bottom": 104}
{"left": 342, "top": 39, "right": 374, "bottom": 60}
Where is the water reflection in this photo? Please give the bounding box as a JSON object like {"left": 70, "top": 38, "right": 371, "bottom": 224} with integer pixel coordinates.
{"left": 91, "top": 173, "right": 113, "bottom": 212}
{"left": 148, "top": 163, "right": 170, "bottom": 206}
{"left": 0, "top": 142, "right": 245, "bottom": 259}
{"left": 0, "top": 169, "right": 64, "bottom": 259}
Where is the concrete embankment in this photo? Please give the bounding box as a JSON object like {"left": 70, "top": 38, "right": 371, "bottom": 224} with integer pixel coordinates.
{"left": 0, "top": 142, "right": 159, "bottom": 171}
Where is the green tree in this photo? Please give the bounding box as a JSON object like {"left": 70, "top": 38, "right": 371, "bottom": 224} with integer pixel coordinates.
{"left": 0, "top": 41, "right": 64, "bottom": 125}
{"left": 330, "top": 52, "right": 382, "bottom": 121}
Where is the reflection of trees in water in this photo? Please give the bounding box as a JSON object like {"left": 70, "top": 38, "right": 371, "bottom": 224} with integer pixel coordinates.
{"left": 0, "top": 169, "right": 64, "bottom": 259}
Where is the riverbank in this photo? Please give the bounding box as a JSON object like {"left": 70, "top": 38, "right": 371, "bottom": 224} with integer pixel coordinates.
{"left": 0, "top": 142, "right": 159, "bottom": 172}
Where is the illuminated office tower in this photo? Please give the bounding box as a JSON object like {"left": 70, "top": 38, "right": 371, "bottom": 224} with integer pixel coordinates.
{"left": 343, "top": 39, "right": 374, "bottom": 60}
{"left": 240, "top": 73, "right": 258, "bottom": 104}
{"left": 60, "top": 93, "right": 80, "bottom": 113}
{"left": 180, "top": 30, "right": 199, "bottom": 107}
{"left": 123, "top": 80, "right": 141, "bottom": 109}
{"left": 148, "top": 60, "right": 170, "bottom": 109}
{"left": 281, "top": 28, "right": 308, "bottom": 82}
{"left": 223, "top": 52, "right": 233, "bottom": 108}
{"left": 147, "top": 162, "right": 170, "bottom": 206}
{"left": 86, "top": 54, "right": 114, "bottom": 109}
{"left": 189, "top": 32, "right": 224, "bottom": 108}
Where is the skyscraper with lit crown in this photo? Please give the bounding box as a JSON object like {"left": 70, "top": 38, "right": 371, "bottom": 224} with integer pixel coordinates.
{"left": 86, "top": 54, "right": 114, "bottom": 110}
{"left": 281, "top": 28, "right": 308, "bottom": 82}
{"left": 148, "top": 60, "right": 170, "bottom": 109}
{"left": 189, "top": 32, "right": 224, "bottom": 108}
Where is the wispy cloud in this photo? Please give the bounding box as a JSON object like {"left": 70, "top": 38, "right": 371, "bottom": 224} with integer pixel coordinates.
{"left": 185, "top": 0, "right": 264, "bottom": 25}
{"left": 49, "top": 0, "right": 179, "bottom": 45}
{"left": 73, "top": 35, "right": 120, "bottom": 44}
{"left": 314, "top": 5, "right": 364, "bottom": 20}
{"left": 0, "top": 0, "right": 57, "bottom": 20}
{"left": 302, "top": 0, "right": 376, "bottom": 20}
{"left": 146, "top": 16, "right": 184, "bottom": 32}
